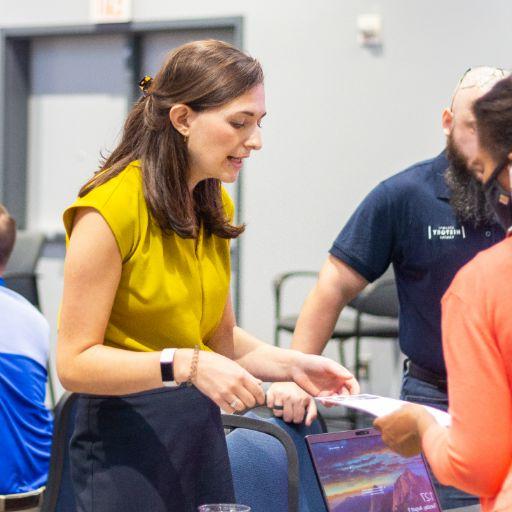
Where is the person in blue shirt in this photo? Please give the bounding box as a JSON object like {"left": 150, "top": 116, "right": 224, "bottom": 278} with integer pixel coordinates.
{"left": 0, "top": 204, "right": 53, "bottom": 509}
{"left": 266, "top": 66, "right": 508, "bottom": 510}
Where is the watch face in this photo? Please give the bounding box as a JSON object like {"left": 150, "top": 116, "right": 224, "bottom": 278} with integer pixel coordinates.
{"left": 161, "top": 360, "right": 175, "bottom": 383}
{"left": 160, "top": 349, "right": 176, "bottom": 384}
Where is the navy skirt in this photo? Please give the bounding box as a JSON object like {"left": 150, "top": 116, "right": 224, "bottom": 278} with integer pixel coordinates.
{"left": 70, "top": 386, "right": 235, "bottom": 512}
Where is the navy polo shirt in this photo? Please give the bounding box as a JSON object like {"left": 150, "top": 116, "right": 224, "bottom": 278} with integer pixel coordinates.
{"left": 330, "top": 152, "right": 504, "bottom": 376}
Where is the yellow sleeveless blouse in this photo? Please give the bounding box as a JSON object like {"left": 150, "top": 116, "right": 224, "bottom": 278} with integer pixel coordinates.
{"left": 63, "top": 161, "right": 233, "bottom": 353}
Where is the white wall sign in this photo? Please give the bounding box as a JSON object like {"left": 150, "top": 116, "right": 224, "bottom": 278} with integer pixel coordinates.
{"left": 90, "top": 0, "right": 132, "bottom": 24}
{"left": 357, "top": 13, "right": 383, "bottom": 47}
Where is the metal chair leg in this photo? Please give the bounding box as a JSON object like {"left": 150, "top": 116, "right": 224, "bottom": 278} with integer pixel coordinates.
{"left": 337, "top": 338, "right": 346, "bottom": 366}
{"left": 274, "top": 285, "right": 281, "bottom": 347}
{"left": 353, "top": 312, "right": 362, "bottom": 382}
{"left": 274, "top": 327, "right": 281, "bottom": 347}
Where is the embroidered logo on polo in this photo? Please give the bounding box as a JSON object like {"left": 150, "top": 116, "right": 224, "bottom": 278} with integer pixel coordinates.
{"left": 427, "top": 225, "right": 466, "bottom": 240}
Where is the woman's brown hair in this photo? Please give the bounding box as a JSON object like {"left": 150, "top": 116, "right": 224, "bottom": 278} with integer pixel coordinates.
{"left": 473, "top": 76, "right": 512, "bottom": 164}
{"left": 80, "top": 39, "right": 264, "bottom": 239}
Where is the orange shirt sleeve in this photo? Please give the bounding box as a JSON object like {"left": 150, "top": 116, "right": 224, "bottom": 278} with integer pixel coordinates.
{"left": 422, "top": 274, "right": 512, "bottom": 498}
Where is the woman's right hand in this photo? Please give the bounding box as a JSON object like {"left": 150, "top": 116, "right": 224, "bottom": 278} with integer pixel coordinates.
{"left": 174, "top": 349, "right": 266, "bottom": 413}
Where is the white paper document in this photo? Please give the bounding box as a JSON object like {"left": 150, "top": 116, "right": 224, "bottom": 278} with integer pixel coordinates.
{"left": 317, "top": 393, "right": 451, "bottom": 427}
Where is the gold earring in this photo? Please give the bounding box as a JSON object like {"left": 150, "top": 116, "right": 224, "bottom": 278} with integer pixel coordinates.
{"left": 183, "top": 134, "right": 188, "bottom": 144}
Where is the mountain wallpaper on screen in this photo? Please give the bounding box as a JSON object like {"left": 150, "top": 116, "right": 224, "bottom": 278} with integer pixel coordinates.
{"left": 310, "top": 435, "right": 439, "bottom": 512}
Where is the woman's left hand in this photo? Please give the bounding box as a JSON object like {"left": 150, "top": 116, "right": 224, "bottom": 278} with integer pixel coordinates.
{"left": 374, "top": 403, "right": 433, "bottom": 457}
{"left": 291, "top": 353, "right": 360, "bottom": 397}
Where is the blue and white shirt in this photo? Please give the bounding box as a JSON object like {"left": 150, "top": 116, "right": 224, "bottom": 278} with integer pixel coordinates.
{"left": 0, "top": 278, "right": 53, "bottom": 494}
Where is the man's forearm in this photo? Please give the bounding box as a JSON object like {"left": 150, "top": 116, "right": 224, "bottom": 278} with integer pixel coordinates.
{"left": 291, "top": 288, "right": 345, "bottom": 354}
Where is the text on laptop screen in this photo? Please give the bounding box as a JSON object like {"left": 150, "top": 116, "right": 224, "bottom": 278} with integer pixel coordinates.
{"left": 309, "top": 433, "right": 440, "bottom": 512}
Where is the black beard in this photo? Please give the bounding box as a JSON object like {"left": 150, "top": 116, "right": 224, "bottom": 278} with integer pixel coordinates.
{"left": 445, "top": 135, "right": 495, "bottom": 227}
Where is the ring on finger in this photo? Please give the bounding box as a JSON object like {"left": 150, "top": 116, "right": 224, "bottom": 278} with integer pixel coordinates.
{"left": 272, "top": 404, "right": 284, "bottom": 411}
{"left": 230, "top": 399, "right": 239, "bottom": 409}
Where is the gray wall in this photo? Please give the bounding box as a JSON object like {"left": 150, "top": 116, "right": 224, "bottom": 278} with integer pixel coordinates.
{"left": 2, "top": 0, "right": 512, "bottom": 395}
{"left": 27, "top": 34, "right": 129, "bottom": 234}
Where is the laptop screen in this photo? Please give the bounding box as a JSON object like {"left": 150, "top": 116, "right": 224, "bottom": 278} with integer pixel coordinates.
{"left": 306, "top": 428, "right": 441, "bottom": 512}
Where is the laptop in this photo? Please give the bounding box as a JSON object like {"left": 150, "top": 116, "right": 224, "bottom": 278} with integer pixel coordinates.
{"left": 306, "top": 428, "right": 441, "bottom": 512}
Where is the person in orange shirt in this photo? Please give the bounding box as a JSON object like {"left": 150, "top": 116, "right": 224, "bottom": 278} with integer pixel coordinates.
{"left": 375, "top": 75, "right": 512, "bottom": 511}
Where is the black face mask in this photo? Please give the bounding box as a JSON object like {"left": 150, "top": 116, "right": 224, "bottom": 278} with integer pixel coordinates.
{"left": 484, "top": 158, "right": 512, "bottom": 234}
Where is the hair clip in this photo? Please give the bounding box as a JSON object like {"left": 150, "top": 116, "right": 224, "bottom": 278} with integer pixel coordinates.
{"left": 139, "top": 75, "right": 153, "bottom": 95}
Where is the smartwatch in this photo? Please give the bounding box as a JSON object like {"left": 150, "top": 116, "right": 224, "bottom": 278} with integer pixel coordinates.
{"left": 160, "top": 348, "right": 179, "bottom": 387}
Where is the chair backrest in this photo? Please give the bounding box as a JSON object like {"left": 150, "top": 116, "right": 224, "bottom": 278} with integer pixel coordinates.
{"left": 349, "top": 266, "right": 399, "bottom": 318}
{"left": 223, "top": 411, "right": 326, "bottom": 512}
{"left": 40, "top": 392, "right": 78, "bottom": 512}
{"left": 4, "top": 231, "right": 45, "bottom": 308}
{"left": 43, "top": 396, "right": 325, "bottom": 512}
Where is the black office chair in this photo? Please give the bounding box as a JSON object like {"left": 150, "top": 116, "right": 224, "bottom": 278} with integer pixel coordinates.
{"left": 40, "top": 391, "right": 78, "bottom": 512}
{"left": 274, "top": 271, "right": 356, "bottom": 366}
{"left": 4, "top": 230, "right": 45, "bottom": 308}
{"left": 349, "top": 268, "right": 399, "bottom": 380}
{"left": 273, "top": 267, "right": 399, "bottom": 381}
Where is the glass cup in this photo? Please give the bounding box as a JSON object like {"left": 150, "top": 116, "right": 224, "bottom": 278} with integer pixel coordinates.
{"left": 197, "top": 505, "right": 251, "bottom": 512}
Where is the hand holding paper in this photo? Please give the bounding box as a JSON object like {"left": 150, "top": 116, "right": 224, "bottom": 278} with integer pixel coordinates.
{"left": 374, "top": 402, "right": 440, "bottom": 457}
{"left": 317, "top": 393, "right": 449, "bottom": 458}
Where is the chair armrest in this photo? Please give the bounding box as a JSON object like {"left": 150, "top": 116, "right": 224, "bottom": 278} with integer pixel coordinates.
{"left": 272, "top": 270, "right": 318, "bottom": 293}
{"left": 273, "top": 271, "right": 318, "bottom": 346}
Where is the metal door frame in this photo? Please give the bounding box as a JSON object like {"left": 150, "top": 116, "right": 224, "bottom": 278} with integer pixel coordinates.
{"left": 0, "top": 17, "right": 245, "bottom": 318}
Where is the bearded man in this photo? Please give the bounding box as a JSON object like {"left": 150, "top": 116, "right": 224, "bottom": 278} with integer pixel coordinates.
{"left": 267, "top": 67, "right": 508, "bottom": 510}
